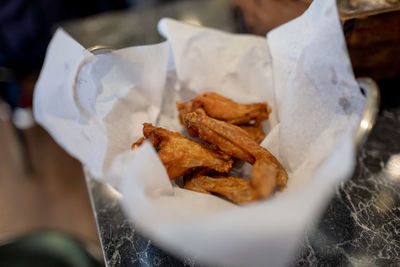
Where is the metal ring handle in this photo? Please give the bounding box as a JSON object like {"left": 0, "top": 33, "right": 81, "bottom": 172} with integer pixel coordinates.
{"left": 87, "top": 45, "right": 113, "bottom": 55}
{"left": 354, "top": 77, "right": 380, "bottom": 150}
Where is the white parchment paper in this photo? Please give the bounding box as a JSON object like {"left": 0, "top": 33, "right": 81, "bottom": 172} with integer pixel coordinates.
{"left": 33, "top": 0, "right": 365, "bottom": 266}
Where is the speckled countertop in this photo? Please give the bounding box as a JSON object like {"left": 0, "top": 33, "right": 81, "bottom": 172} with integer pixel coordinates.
{"left": 72, "top": 1, "right": 400, "bottom": 266}
{"left": 294, "top": 109, "right": 400, "bottom": 266}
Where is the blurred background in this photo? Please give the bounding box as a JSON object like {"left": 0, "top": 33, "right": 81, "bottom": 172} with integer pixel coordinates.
{"left": 0, "top": 0, "right": 399, "bottom": 266}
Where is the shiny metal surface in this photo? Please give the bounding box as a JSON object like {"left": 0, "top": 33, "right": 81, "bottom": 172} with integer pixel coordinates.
{"left": 88, "top": 46, "right": 113, "bottom": 55}
{"left": 355, "top": 77, "right": 380, "bottom": 150}
{"left": 337, "top": 0, "right": 400, "bottom": 19}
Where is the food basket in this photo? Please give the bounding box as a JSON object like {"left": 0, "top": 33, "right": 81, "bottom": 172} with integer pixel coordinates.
{"left": 33, "top": 0, "right": 380, "bottom": 266}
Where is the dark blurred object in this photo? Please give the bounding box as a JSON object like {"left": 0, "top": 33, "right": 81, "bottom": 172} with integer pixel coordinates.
{"left": 340, "top": 0, "right": 400, "bottom": 108}
{"left": 0, "top": 232, "right": 102, "bottom": 267}
{"left": 342, "top": 6, "right": 400, "bottom": 82}
{"left": 232, "top": 0, "right": 312, "bottom": 35}
{"left": 234, "top": 0, "right": 400, "bottom": 109}
{"left": 0, "top": 0, "right": 128, "bottom": 77}
{"left": 343, "top": 11, "right": 400, "bottom": 108}
{"left": 0, "top": 0, "right": 128, "bottom": 110}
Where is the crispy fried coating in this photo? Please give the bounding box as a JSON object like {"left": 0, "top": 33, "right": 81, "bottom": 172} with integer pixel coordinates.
{"left": 177, "top": 92, "right": 270, "bottom": 143}
{"left": 185, "top": 109, "right": 256, "bottom": 163}
{"left": 177, "top": 101, "right": 193, "bottom": 126}
{"left": 239, "top": 124, "right": 266, "bottom": 144}
{"left": 131, "top": 123, "right": 233, "bottom": 179}
{"left": 131, "top": 137, "right": 146, "bottom": 150}
{"left": 184, "top": 174, "right": 260, "bottom": 204}
{"left": 177, "top": 92, "right": 271, "bottom": 125}
{"left": 251, "top": 160, "right": 278, "bottom": 199}
{"left": 185, "top": 109, "right": 287, "bottom": 198}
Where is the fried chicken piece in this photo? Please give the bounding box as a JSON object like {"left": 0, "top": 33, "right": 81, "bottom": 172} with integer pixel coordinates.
{"left": 186, "top": 110, "right": 255, "bottom": 163}
{"left": 177, "top": 101, "right": 193, "bottom": 126}
{"left": 177, "top": 92, "right": 270, "bottom": 143}
{"left": 131, "top": 137, "right": 146, "bottom": 150}
{"left": 184, "top": 174, "right": 260, "bottom": 204}
{"left": 185, "top": 109, "right": 287, "bottom": 198}
{"left": 177, "top": 92, "right": 271, "bottom": 125}
{"left": 239, "top": 124, "right": 265, "bottom": 144}
{"left": 131, "top": 123, "right": 233, "bottom": 179}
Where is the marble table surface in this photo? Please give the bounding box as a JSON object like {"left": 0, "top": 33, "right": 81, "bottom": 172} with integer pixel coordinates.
{"left": 294, "top": 108, "right": 400, "bottom": 266}
{"left": 70, "top": 1, "right": 400, "bottom": 266}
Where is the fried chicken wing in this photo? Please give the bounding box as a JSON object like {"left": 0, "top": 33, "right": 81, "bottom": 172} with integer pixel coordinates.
{"left": 186, "top": 110, "right": 255, "bottom": 163}
{"left": 239, "top": 124, "right": 266, "bottom": 144}
{"left": 177, "top": 92, "right": 270, "bottom": 143}
{"left": 185, "top": 109, "right": 287, "bottom": 198}
{"left": 177, "top": 92, "right": 271, "bottom": 125}
{"left": 184, "top": 173, "right": 260, "bottom": 204}
{"left": 131, "top": 123, "right": 233, "bottom": 179}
